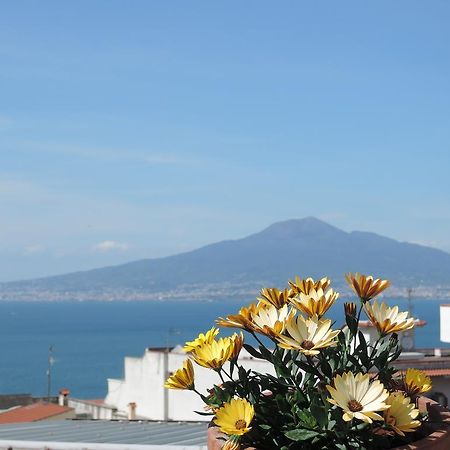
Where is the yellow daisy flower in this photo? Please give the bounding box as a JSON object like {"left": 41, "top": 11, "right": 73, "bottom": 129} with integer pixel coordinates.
{"left": 217, "top": 303, "right": 258, "bottom": 332}
{"left": 384, "top": 392, "right": 421, "bottom": 436}
{"left": 364, "top": 301, "right": 415, "bottom": 336}
{"left": 327, "top": 372, "right": 390, "bottom": 423}
{"left": 183, "top": 327, "right": 219, "bottom": 352}
{"left": 214, "top": 398, "right": 254, "bottom": 436}
{"left": 288, "top": 276, "right": 331, "bottom": 296}
{"left": 251, "top": 303, "right": 295, "bottom": 338}
{"left": 257, "top": 287, "right": 290, "bottom": 309}
{"left": 344, "top": 302, "right": 357, "bottom": 318}
{"left": 289, "top": 287, "right": 339, "bottom": 318}
{"left": 190, "top": 336, "right": 235, "bottom": 370}
{"left": 345, "top": 272, "right": 390, "bottom": 301}
{"left": 164, "top": 359, "right": 195, "bottom": 390}
{"left": 276, "top": 314, "right": 340, "bottom": 355}
{"left": 403, "top": 368, "right": 432, "bottom": 396}
{"left": 222, "top": 437, "right": 241, "bottom": 450}
{"left": 230, "top": 332, "right": 244, "bottom": 360}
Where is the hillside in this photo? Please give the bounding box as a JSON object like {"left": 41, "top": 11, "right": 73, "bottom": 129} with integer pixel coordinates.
{"left": 2, "top": 217, "right": 450, "bottom": 301}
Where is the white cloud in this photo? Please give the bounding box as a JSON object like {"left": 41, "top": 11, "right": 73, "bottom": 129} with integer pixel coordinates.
{"left": 142, "top": 154, "right": 185, "bottom": 165}
{"left": 23, "top": 244, "right": 45, "bottom": 254}
{"left": 92, "top": 240, "right": 130, "bottom": 252}
{"left": 7, "top": 141, "right": 189, "bottom": 166}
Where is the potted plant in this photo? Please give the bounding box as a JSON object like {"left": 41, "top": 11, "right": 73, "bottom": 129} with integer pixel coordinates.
{"left": 165, "top": 273, "right": 450, "bottom": 449}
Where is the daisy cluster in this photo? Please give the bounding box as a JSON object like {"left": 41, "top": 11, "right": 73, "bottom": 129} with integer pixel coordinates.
{"left": 165, "top": 273, "right": 433, "bottom": 450}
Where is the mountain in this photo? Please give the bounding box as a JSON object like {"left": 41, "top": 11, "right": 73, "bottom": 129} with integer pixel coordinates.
{"left": 2, "top": 217, "right": 450, "bottom": 301}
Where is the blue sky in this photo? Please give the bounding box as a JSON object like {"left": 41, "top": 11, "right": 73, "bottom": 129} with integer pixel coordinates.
{"left": 1, "top": 1, "right": 450, "bottom": 281}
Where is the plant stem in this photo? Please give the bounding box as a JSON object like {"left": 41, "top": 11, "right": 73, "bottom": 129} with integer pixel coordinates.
{"left": 217, "top": 369, "right": 226, "bottom": 384}
{"left": 221, "top": 367, "right": 234, "bottom": 381}
{"left": 193, "top": 387, "right": 203, "bottom": 396}
{"left": 251, "top": 331, "right": 270, "bottom": 350}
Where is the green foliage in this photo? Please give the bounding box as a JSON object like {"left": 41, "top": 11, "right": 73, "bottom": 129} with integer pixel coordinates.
{"left": 191, "top": 277, "right": 426, "bottom": 449}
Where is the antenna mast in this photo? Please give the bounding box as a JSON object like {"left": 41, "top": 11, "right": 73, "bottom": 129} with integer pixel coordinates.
{"left": 47, "top": 346, "right": 55, "bottom": 402}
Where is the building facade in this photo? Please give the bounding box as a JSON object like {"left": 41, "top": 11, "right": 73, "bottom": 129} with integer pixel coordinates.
{"left": 103, "top": 345, "right": 275, "bottom": 421}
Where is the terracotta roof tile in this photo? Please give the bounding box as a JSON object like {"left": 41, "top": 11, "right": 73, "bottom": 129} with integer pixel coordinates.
{"left": 0, "top": 402, "right": 72, "bottom": 424}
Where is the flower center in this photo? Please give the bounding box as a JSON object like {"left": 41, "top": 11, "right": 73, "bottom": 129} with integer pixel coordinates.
{"left": 386, "top": 414, "right": 397, "bottom": 427}
{"left": 235, "top": 419, "right": 247, "bottom": 430}
{"left": 405, "top": 383, "right": 420, "bottom": 396}
{"left": 347, "top": 400, "right": 363, "bottom": 412}
{"left": 301, "top": 340, "right": 315, "bottom": 350}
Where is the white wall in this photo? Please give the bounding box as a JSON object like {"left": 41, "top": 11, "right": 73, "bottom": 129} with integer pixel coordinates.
{"left": 101, "top": 345, "right": 450, "bottom": 421}
{"left": 440, "top": 305, "right": 450, "bottom": 343}
{"left": 104, "top": 347, "right": 275, "bottom": 421}
{"left": 68, "top": 399, "right": 116, "bottom": 420}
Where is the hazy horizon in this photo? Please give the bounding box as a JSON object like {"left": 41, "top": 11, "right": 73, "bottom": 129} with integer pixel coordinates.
{"left": 1, "top": 1, "right": 450, "bottom": 281}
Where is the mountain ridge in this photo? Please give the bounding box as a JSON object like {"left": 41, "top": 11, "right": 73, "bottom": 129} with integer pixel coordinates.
{"left": 2, "top": 217, "right": 450, "bottom": 301}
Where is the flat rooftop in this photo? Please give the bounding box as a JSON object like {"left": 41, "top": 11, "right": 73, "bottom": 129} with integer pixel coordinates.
{"left": 0, "top": 420, "right": 209, "bottom": 450}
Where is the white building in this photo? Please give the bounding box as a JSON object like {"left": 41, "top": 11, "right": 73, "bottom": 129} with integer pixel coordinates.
{"left": 440, "top": 305, "right": 450, "bottom": 343}
{"left": 102, "top": 345, "right": 275, "bottom": 422}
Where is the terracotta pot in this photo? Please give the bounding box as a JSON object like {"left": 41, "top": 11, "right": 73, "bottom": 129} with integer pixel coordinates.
{"left": 207, "top": 397, "right": 450, "bottom": 450}
{"left": 207, "top": 426, "right": 256, "bottom": 450}
{"left": 392, "top": 397, "right": 450, "bottom": 450}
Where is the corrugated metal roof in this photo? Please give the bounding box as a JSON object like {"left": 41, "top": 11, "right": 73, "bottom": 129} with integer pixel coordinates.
{"left": 394, "top": 356, "right": 450, "bottom": 371}
{"left": 0, "top": 420, "right": 209, "bottom": 449}
{"left": 396, "top": 368, "right": 450, "bottom": 377}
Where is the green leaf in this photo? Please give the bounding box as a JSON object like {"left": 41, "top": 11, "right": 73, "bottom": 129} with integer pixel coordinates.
{"left": 285, "top": 428, "right": 320, "bottom": 441}
{"left": 243, "top": 344, "right": 264, "bottom": 359}
{"left": 297, "top": 410, "right": 317, "bottom": 428}
{"left": 347, "top": 353, "right": 361, "bottom": 368}
{"left": 328, "top": 353, "right": 337, "bottom": 372}
{"left": 193, "top": 410, "right": 214, "bottom": 416}
{"left": 294, "top": 359, "right": 319, "bottom": 375}
{"left": 310, "top": 396, "right": 328, "bottom": 429}
{"left": 320, "top": 358, "right": 332, "bottom": 378}
{"left": 357, "top": 331, "right": 370, "bottom": 367}
{"left": 335, "top": 444, "right": 348, "bottom": 450}
{"left": 338, "top": 330, "right": 347, "bottom": 345}
{"left": 291, "top": 386, "right": 306, "bottom": 404}
{"left": 275, "top": 363, "right": 291, "bottom": 379}
{"left": 238, "top": 365, "right": 249, "bottom": 382}
{"left": 259, "top": 344, "right": 273, "bottom": 361}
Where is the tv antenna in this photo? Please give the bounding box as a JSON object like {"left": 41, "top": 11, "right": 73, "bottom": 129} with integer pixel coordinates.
{"left": 46, "top": 346, "right": 55, "bottom": 402}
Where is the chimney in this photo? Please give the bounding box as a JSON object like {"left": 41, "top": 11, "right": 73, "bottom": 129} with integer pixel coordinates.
{"left": 128, "top": 402, "right": 137, "bottom": 420}
{"left": 58, "top": 388, "right": 70, "bottom": 406}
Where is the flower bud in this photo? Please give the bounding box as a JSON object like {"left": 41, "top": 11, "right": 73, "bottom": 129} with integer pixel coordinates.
{"left": 344, "top": 302, "right": 357, "bottom": 318}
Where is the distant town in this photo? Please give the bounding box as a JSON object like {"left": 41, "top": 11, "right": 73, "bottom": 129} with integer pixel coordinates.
{"left": 1, "top": 282, "right": 450, "bottom": 302}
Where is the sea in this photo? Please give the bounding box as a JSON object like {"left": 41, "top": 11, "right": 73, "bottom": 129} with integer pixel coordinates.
{"left": 0, "top": 298, "right": 447, "bottom": 399}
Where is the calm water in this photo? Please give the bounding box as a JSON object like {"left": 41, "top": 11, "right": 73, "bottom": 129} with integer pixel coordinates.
{"left": 0, "top": 299, "right": 447, "bottom": 399}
